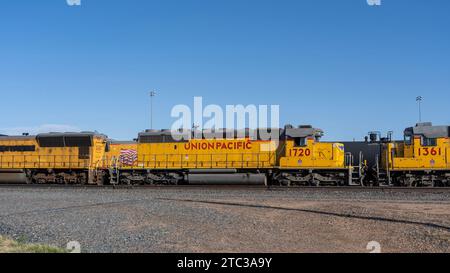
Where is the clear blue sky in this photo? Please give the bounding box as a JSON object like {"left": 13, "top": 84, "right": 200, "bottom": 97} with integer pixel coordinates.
{"left": 0, "top": 0, "right": 449, "bottom": 141}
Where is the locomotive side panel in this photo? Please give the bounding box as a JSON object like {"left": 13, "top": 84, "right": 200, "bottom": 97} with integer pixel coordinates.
{"left": 103, "top": 141, "right": 138, "bottom": 170}
{"left": 390, "top": 137, "right": 447, "bottom": 170}
{"left": 278, "top": 138, "right": 346, "bottom": 169}
{"left": 0, "top": 136, "right": 38, "bottom": 170}
{"left": 137, "top": 138, "right": 276, "bottom": 170}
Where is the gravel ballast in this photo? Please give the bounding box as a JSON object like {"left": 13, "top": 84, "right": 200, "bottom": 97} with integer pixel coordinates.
{"left": 0, "top": 186, "right": 449, "bottom": 253}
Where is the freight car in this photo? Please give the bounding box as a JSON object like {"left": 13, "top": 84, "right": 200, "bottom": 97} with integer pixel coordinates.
{"left": 0, "top": 132, "right": 109, "bottom": 185}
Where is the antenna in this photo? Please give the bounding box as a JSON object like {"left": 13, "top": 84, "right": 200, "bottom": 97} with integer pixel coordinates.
{"left": 149, "top": 91, "right": 157, "bottom": 129}
{"left": 416, "top": 96, "right": 423, "bottom": 122}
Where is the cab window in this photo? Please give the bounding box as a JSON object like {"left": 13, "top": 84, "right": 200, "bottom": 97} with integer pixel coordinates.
{"left": 421, "top": 137, "right": 437, "bottom": 147}
{"left": 294, "top": 137, "right": 307, "bottom": 147}
{"left": 404, "top": 135, "right": 412, "bottom": 145}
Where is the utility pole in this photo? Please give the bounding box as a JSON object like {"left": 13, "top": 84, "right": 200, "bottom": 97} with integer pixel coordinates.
{"left": 416, "top": 96, "right": 423, "bottom": 122}
{"left": 150, "top": 91, "right": 157, "bottom": 129}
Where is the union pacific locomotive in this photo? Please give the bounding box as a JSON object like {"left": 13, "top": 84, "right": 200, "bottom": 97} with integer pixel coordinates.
{"left": 0, "top": 132, "right": 109, "bottom": 184}
{"left": 104, "top": 126, "right": 351, "bottom": 186}
{"left": 0, "top": 122, "right": 448, "bottom": 187}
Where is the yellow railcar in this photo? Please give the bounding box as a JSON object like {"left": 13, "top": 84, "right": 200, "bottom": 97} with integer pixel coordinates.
{"left": 0, "top": 132, "right": 109, "bottom": 184}
{"left": 381, "top": 122, "right": 450, "bottom": 186}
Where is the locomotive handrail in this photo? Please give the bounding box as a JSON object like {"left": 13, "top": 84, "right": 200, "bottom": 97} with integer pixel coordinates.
{"left": 108, "top": 152, "right": 275, "bottom": 169}
{"left": 2, "top": 151, "right": 278, "bottom": 170}
{"left": 0, "top": 151, "right": 277, "bottom": 170}
{"left": 0, "top": 154, "right": 91, "bottom": 169}
{"left": 344, "top": 152, "right": 353, "bottom": 168}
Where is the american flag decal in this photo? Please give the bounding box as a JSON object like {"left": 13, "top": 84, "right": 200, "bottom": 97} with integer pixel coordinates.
{"left": 119, "top": 149, "right": 138, "bottom": 166}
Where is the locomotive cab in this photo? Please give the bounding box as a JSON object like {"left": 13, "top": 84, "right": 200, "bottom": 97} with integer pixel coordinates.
{"left": 385, "top": 122, "right": 449, "bottom": 170}
{"left": 275, "top": 125, "right": 351, "bottom": 186}
{"left": 382, "top": 122, "right": 450, "bottom": 186}
{"left": 278, "top": 125, "right": 346, "bottom": 169}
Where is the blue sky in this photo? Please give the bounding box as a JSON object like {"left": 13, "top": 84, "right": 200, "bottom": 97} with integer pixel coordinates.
{"left": 0, "top": 0, "right": 449, "bottom": 140}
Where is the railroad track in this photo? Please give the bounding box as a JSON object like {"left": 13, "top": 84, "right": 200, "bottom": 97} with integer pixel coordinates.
{"left": 0, "top": 183, "right": 450, "bottom": 192}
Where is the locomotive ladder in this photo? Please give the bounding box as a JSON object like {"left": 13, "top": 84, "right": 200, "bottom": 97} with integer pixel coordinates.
{"left": 374, "top": 152, "right": 393, "bottom": 186}
{"left": 345, "top": 151, "right": 364, "bottom": 186}
{"left": 109, "top": 157, "right": 120, "bottom": 185}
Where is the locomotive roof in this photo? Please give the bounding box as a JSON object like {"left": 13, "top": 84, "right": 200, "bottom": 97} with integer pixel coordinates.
{"left": 36, "top": 132, "right": 108, "bottom": 138}
{"left": 139, "top": 128, "right": 281, "bottom": 136}
{"left": 284, "top": 126, "right": 324, "bottom": 139}
{"left": 140, "top": 126, "right": 321, "bottom": 135}
{"left": 0, "top": 132, "right": 107, "bottom": 138}
{"left": 0, "top": 135, "right": 36, "bottom": 140}
{"left": 405, "top": 122, "right": 450, "bottom": 138}
{"left": 109, "top": 140, "right": 137, "bottom": 144}
{"left": 138, "top": 125, "right": 323, "bottom": 143}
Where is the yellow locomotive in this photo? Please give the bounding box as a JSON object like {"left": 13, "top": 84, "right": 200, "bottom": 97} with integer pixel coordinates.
{"left": 379, "top": 122, "right": 450, "bottom": 186}
{"left": 0, "top": 132, "right": 109, "bottom": 184}
{"left": 2, "top": 122, "right": 448, "bottom": 187}
{"left": 106, "top": 125, "right": 357, "bottom": 186}
{"left": 107, "top": 128, "right": 277, "bottom": 185}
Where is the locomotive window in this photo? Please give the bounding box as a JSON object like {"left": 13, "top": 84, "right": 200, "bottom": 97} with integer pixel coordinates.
{"left": 421, "top": 137, "right": 437, "bottom": 147}
{"left": 404, "top": 135, "right": 412, "bottom": 145}
{"left": 294, "top": 137, "right": 307, "bottom": 147}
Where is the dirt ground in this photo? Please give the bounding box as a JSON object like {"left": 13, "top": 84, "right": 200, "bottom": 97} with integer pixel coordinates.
{"left": 153, "top": 196, "right": 450, "bottom": 253}
{"left": 0, "top": 186, "right": 449, "bottom": 253}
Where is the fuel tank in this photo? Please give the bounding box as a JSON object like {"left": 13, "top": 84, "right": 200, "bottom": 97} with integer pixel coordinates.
{"left": 0, "top": 170, "right": 27, "bottom": 184}
{"left": 187, "top": 173, "right": 267, "bottom": 185}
